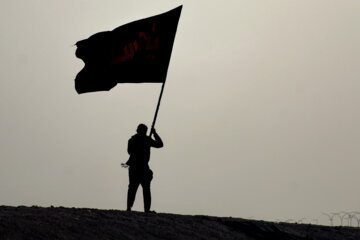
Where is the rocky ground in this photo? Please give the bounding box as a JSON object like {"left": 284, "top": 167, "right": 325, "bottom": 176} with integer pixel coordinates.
{"left": 0, "top": 206, "right": 359, "bottom": 240}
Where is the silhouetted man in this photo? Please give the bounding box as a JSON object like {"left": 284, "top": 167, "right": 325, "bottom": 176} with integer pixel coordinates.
{"left": 126, "top": 124, "right": 163, "bottom": 212}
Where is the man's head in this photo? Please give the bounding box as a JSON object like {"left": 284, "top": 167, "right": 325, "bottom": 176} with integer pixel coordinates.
{"left": 136, "top": 124, "right": 148, "bottom": 135}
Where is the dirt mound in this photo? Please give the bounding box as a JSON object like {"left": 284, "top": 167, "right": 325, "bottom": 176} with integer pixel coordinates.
{"left": 1, "top": 206, "right": 359, "bottom": 240}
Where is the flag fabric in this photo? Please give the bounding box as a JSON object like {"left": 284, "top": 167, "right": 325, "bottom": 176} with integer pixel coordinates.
{"left": 75, "top": 6, "right": 182, "bottom": 94}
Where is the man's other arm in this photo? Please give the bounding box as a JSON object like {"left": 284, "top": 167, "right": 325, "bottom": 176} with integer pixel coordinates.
{"left": 127, "top": 138, "right": 134, "bottom": 155}
{"left": 150, "top": 129, "right": 163, "bottom": 148}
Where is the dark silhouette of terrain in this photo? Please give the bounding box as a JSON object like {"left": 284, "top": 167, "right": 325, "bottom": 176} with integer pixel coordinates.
{"left": 1, "top": 206, "right": 360, "bottom": 240}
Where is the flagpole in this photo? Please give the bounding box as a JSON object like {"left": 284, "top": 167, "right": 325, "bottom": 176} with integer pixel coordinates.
{"left": 149, "top": 80, "right": 166, "bottom": 137}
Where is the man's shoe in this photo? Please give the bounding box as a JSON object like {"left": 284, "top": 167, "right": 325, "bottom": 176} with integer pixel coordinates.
{"left": 145, "top": 210, "right": 157, "bottom": 214}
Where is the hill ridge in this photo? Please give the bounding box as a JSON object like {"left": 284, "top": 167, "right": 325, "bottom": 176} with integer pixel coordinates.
{"left": 1, "top": 206, "right": 359, "bottom": 240}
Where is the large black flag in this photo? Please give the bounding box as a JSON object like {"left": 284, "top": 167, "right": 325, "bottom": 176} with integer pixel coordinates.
{"left": 75, "top": 6, "right": 182, "bottom": 94}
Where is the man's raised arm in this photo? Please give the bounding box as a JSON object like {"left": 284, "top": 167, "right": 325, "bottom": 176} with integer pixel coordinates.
{"left": 150, "top": 129, "right": 163, "bottom": 148}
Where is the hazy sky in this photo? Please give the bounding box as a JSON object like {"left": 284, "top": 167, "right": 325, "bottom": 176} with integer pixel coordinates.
{"left": 1, "top": 0, "right": 359, "bottom": 225}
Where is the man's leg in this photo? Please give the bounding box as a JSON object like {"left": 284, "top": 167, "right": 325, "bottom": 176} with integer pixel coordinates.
{"left": 142, "top": 169, "right": 153, "bottom": 212}
{"left": 142, "top": 182, "right": 151, "bottom": 212}
{"left": 127, "top": 168, "right": 140, "bottom": 211}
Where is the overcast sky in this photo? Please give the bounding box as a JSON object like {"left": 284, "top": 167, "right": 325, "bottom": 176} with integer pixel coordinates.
{"left": 1, "top": 0, "right": 359, "bottom": 225}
